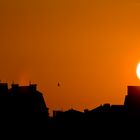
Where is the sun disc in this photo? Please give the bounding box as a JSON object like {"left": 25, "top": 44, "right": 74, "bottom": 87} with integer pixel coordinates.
{"left": 136, "top": 63, "right": 140, "bottom": 80}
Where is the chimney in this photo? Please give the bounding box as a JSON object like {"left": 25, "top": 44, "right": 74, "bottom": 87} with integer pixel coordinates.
{"left": 29, "top": 84, "right": 37, "bottom": 92}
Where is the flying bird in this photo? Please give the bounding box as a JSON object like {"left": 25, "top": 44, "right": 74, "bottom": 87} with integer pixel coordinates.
{"left": 58, "top": 82, "right": 60, "bottom": 87}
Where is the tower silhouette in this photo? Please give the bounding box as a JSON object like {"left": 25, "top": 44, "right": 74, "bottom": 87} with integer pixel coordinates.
{"left": 124, "top": 86, "right": 140, "bottom": 113}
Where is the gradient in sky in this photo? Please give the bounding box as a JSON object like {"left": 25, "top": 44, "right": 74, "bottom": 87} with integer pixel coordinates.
{"left": 1, "top": 0, "right": 140, "bottom": 114}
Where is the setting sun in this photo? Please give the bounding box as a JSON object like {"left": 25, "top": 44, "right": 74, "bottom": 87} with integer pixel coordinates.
{"left": 136, "top": 63, "right": 140, "bottom": 80}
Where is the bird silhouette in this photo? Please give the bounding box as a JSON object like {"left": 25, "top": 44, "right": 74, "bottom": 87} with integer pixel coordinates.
{"left": 58, "top": 82, "right": 60, "bottom": 87}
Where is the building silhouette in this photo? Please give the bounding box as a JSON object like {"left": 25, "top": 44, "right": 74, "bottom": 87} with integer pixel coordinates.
{"left": 0, "top": 83, "right": 49, "bottom": 115}
{"left": 0, "top": 83, "right": 140, "bottom": 138}
{"left": 50, "top": 85, "right": 140, "bottom": 137}
{"left": 0, "top": 83, "right": 50, "bottom": 137}
{"left": 124, "top": 86, "right": 140, "bottom": 113}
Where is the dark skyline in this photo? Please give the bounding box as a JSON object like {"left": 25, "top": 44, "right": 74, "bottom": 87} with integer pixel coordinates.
{"left": 0, "top": 82, "right": 139, "bottom": 138}
{"left": 1, "top": 82, "right": 140, "bottom": 118}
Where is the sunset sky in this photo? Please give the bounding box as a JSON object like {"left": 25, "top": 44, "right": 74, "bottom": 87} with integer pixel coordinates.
{"left": 1, "top": 0, "right": 140, "bottom": 114}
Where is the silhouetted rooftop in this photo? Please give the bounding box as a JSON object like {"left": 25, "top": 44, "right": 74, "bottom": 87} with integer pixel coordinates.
{"left": 0, "top": 83, "right": 49, "bottom": 114}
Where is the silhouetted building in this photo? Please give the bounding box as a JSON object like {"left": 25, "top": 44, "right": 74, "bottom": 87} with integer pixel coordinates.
{"left": 124, "top": 86, "right": 140, "bottom": 113}
{"left": 0, "top": 83, "right": 50, "bottom": 137}
{"left": 0, "top": 83, "right": 49, "bottom": 115}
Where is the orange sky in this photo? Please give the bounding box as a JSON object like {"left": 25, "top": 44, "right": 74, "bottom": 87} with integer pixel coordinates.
{"left": 1, "top": 0, "right": 140, "bottom": 114}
